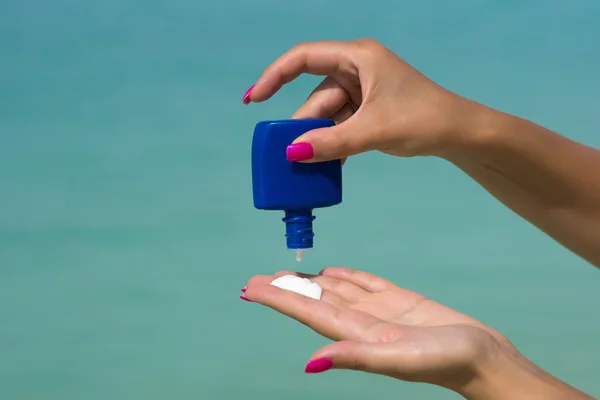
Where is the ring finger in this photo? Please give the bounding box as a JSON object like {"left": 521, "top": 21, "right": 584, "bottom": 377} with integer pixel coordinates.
{"left": 291, "top": 76, "right": 348, "bottom": 120}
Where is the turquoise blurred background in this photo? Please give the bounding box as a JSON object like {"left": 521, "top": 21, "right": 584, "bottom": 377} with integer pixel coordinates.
{"left": 1, "top": 0, "right": 599, "bottom": 399}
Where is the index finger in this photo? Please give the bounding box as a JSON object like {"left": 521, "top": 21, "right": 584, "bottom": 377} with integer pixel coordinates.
{"left": 244, "top": 282, "right": 379, "bottom": 342}
{"left": 249, "top": 40, "right": 354, "bottom": 103}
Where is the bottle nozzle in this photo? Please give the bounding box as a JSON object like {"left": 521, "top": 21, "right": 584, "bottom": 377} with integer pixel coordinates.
{"left": 282, "top": 209, "right": 315, "bottom": 252}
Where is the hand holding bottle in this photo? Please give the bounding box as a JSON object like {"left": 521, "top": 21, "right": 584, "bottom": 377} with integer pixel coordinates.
{"left": 242, "top": 38, "right": 476, "bottom": 162}
{"left": 243, "top": 39, "right": 600, "bottom": 267}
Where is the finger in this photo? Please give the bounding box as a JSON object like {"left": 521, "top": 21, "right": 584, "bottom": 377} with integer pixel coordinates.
{"left": 319, "top": 267, "right": 397, "bottom": 293}
{"left": 250, "top": 41, "right": 354, "bottom": 103}
{"left": 329, "top": 101, "right": 357, "bottom": 125}
{"left": 292, "top": 84, "right": 354, "bottom": 165}
{"left": 265, "top": 270, "right": 350, "bottom": 308}
{"left": 312, "top": 275, "right": 368, "bottom": 304}
{"left": 244, "top": 282, "right": 379, "bottom": 342}
{"left": 288, "top": 115, "right": 372, "bottom": 163}
{"left": 260, "top": 271, "right": 349, "bottom": 308}
{"left": 326, "top": 99, "right": 356, "bottom": 167}
{"left": 320, "top": 291, "right": 348, "bottom": 309}
{"left": 292, "top": 77, "right": 349, "bottom": 120}
{"left": 305, "top": 340, "right": 404, "bottom": 376}
{"left": 271, "top": 270, "right": 368, "bottom": 304}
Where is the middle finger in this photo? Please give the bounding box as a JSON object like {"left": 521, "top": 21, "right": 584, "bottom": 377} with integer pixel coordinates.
{"left": 292, "top": 76, "right": 349, "bottom": 120}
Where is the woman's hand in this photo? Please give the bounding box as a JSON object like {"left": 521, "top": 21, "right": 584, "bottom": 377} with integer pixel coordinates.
{"left": 241, "top": 268, "right": 595, "bottom": 399}
{"left": 243, "top": 39, "right": 600, "bottom": 268}
{"left": 242, "top": 267, "right": 504, "bottom": 391}
{"left": 242, "top": 39, "right": 477, "bottom": 161}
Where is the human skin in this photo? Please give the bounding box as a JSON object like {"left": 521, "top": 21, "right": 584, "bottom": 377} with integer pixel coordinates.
{"left": 240, "top": 38, "right": 599, "bottom": 398}
{"left": 241, "top": 268, "right": 596, "bottom": 399}
{"left": 242, "top": 38, "right": 600, "bottom": 268}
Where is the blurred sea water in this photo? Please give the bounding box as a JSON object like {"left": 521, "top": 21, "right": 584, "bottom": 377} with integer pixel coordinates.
{"left": 1, "top": 0, "right": 599, "bottom": 399}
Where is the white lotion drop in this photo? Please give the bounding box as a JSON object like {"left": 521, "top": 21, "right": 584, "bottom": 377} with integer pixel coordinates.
{"left": 270, "top": 274, "right": 322, "bottom": 300}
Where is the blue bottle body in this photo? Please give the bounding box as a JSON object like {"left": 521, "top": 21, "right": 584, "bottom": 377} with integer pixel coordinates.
{"left": 251, "top": 119, "right": 342, "bottom": 250}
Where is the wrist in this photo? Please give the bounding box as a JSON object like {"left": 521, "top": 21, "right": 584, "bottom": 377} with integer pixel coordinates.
{"left": 455, "top": 346, "right": 594, "bottom": 400}
{"left": 436, "top": 97, "right": 515, "bottom": 163}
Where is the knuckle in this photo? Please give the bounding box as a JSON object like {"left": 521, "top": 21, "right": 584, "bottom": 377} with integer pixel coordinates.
{"left": 322, "top": 276, "right": 342, "bottom": 290}
{"left": 348, "top": 269, "right": 363, "bottom": 281}
{"left": 319, "top": 123, "right": 370, "bottom": 159}
{"left": 325, "top": 130, "right": 352, "bottom": 157}
{"left": 351, "top": 38, "right": 388, "bottom": 62}
{"left": 320, "top": 267, "right": 336, "bottom": 275}
{"left": 320, "top": 266, "right": 348, "bottom": 278}
{"left": 353, "top": 37, "right": 382, "bottom": 51}
{"left": 348, "top": 356, "right": 367, "bottom": 371}
{"left": 354, "top": 37, "right": 378, "bottom": 46}
{"left": 291, "top": 41, "right": 310, "bottom": 53}
{"left": 247, "top": 275, "right": 266, "bottom": 287}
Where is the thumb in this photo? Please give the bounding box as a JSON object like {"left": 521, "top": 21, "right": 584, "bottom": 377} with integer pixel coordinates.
{"left": 304, "top": 340, "right": 392, "bottom": 375}
{"left": 287, "top": 117, "right": 372, "bottom": 163}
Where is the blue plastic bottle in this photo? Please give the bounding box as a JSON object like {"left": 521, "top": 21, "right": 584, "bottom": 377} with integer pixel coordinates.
{"left": 251, "top": 119, "right": 342, "bottom": 261}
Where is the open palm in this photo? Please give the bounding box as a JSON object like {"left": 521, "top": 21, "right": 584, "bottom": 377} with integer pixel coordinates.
{"left": 243, "top": 267, "right": 513, "bottom": 390}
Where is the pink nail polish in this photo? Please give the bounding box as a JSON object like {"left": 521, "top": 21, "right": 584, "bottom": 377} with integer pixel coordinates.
{"left": 242, "top": 85, "right": 255, "bottom": 104}
{"left": 286, "top": 142, "right": 314, "bottom": 162}
{"left": 241, "top": 286, "right": 247, "bottom": 293}
{"left": 239, "top": 294, "right": 252, "bottom": 302}
{"left": 304, "top": 358, "right": 333, "bottom": 373}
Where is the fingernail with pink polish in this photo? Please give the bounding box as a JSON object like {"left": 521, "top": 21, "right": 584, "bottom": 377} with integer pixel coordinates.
{"left": 242, "top": 85, "right": 255, "bottom": 104}
{"left": 241, "top": 286, "right": 247, "bottom": 293}
{"left": 304, "top": 358, "right": 333, "bottom": 374}
{"left": 239, "top": 294, "right": 252, "bottom": 302}
{"left": 286, "top": 142, "right": 314, "bottom": 162}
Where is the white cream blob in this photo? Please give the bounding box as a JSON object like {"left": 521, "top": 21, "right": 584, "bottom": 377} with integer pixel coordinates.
{"left": 270, "top": 274, "right": 322, "bottom": 300}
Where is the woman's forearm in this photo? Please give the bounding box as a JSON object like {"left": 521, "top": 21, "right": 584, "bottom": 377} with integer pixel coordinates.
{"left": 442, "top": 99, "right": 600, "bottom": 268}
{"left": 457, "top": 349, "right": 596, "bottom": 400}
